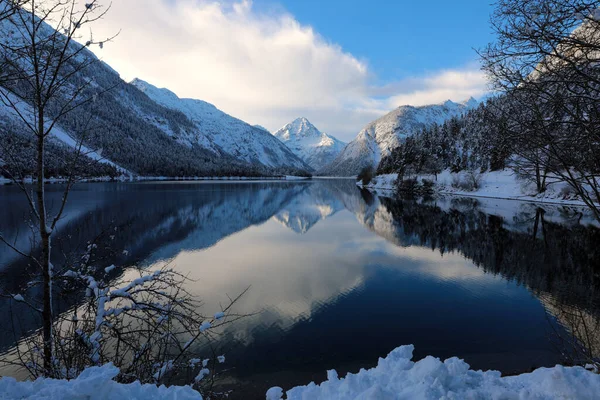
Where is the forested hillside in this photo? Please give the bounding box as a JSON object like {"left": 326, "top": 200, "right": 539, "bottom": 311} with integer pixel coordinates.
{"left": 377, "top": 100, "right": 510, "bottom": 177}
{"left": 319, "top": 99, "right": 476, "bottom": 176}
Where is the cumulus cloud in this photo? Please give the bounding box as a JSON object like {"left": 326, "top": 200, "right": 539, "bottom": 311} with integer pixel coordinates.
{"left": 91, "top": 0, "right": 487, "bottom": 142}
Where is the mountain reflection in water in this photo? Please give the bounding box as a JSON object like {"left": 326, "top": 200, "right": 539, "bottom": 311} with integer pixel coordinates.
{"left": 0, "top": 179, "right": 599, "bottom": 398}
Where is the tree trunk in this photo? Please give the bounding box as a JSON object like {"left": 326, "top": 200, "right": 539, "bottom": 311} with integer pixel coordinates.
{"left": 535, "top": 161, "right": 542, "bottom": 193}
{"left": 36, "top": 114, "right": 53, "bottom": 376}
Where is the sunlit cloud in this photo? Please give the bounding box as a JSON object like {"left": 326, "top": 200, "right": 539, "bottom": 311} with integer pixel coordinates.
{"left": 90, "top": 0, "right": 488, "bottom": 142}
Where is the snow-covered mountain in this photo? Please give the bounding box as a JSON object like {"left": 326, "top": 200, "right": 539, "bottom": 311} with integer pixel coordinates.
{"left": 318, "top": 99, "right": 477, "bottom": 176}
{"left": 273, "top": 118, "right": 346, "bottom": 171}
{"left": 131, "top": 79, "right": 310, "bottom": 171}
{"left": 0, "top": 10, "right": 310, "bottom": 178}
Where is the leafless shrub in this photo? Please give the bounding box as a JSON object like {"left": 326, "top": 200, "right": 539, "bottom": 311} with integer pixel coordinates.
{"left": 3, "top": 260, "right": 248, "bottom": 395}
{"left": 451, "top": 171, "right": 481, "bottom": 192}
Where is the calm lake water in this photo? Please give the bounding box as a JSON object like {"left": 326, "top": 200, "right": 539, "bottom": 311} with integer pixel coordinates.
{"left": 1, "top": 179, "right": 599, "bottom": 398}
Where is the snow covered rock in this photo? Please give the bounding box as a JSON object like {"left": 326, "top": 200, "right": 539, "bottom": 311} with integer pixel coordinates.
{"left": 273, "top": 117, "right": 346, "bottom": 171}
{"left": 0, "top": 364, "right": 202, "bottom": 400}
{"left": 319, "top": 99, "right": 477, "bottom": 176}
{"left": 268, "top": 345, "right": 600, "bottom": 400}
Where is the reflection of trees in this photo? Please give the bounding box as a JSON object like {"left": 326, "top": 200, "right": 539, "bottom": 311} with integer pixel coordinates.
{"left": 542, "top": 294, "right": 600, "bottom": 369}
{"left": 374, "top": 196, "right": 600, "bottom": 367}
{"left": 378, "top": 198, "right": 600, "bottom": 306}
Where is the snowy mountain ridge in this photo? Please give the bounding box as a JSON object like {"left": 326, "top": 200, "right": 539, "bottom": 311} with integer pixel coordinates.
{"left": 273, "top": 117, "right": 346, "bottom": 171}
{"left": 318, "top": 98, "right": 478, "bottom": 176}
{"left": 131, "top": 79, "right": 310, "bottom": 171}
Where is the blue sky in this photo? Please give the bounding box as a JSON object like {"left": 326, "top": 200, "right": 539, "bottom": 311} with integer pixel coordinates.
{"left": 93, "top": 0, "right": 493, "bottom": 141}
{"left": 254, "top": 0, "right": 494, "bottom": 82}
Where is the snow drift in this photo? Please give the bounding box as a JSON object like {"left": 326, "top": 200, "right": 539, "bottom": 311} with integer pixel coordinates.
{"left": 267, "top": 345, "right": 600, "bottom": 400}
{"left": 0, "top": 364, "right": 202, "bottom": 400}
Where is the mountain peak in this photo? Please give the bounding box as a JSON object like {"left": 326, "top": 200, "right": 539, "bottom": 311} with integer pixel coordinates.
{"left": 292, "top": 116, "right": 310, "bottom": 124}
{"left": 462, "top": 96, "right": 479, "bottom": 108}
{"left": 275, "top": 117, "right": 320, "bottom": 139}
{"left": 289, "top": 117, "right": 317, "bottom": 135}
{"left": 273, "top": 118, "right": 346, "bottom": 170}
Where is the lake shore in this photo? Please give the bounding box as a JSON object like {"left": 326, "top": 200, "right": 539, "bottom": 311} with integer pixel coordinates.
{"left": 359, "top": 169, "right": 596, "bottom": 208}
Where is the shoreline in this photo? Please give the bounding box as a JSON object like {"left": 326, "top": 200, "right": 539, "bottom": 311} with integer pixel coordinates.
{"left": 359, "top": 170, "right": 597, "bottom": 209}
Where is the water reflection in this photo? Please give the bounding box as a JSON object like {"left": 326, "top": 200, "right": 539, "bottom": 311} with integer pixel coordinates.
{"left": 274, "top": 184, "right": 345, "bottom": 234}
{"left": 0, "top": 180, "right": 599, "bottom": 397}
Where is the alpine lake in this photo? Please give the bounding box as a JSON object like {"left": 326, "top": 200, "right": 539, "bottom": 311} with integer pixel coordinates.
{"left": 1, "top": 179, "right": 599, "bottom": 398}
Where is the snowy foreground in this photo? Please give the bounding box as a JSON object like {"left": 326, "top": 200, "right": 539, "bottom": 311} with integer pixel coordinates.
{"left": 0, "top": 364, "right": 202, "bottom": 400}
{"left": 266, "top": 345, "right": 600, "bottom": 400}
{"left": 2, "top": 346, "right": 599, "bottom": 400}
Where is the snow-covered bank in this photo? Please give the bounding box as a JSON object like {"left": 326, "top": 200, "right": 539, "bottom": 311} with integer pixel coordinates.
{"left": 6, "top": 345, "right": 599, "bottom": 400}
{"left": 267, "top": 345, "right": 600, "bottom": 400}
{"left": 0, "top": 364, "right": 202, "bottom": 400}
{"left": 360, "top": 170, "right": 595, "bottom": 207}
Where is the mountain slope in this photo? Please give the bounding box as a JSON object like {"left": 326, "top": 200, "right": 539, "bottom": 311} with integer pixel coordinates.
{"left": 273, "top": 118, "right": 346, "bottom": 171}
{"left": 318, "top": 99, "right": 477, "bottom": 176}
{"left": 131, "top": 79, "right": 310, "bottom": 172}
{"left": 0, "top": 11, "right": 310, "bottom": 178}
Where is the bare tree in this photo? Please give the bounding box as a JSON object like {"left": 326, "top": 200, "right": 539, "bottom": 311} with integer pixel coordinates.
{"left": 0, "top": 0, "right": 117, "bottom": 375}
{"left": 481, "top": 0, "right": 600, "bottom": 220}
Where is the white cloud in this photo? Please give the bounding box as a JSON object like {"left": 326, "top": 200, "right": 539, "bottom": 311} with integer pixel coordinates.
{"left": 383, "top": 68, "right": 489, "bottom": 109}
{"left": 91, "top": 0, "right": 487, "bottom": 142}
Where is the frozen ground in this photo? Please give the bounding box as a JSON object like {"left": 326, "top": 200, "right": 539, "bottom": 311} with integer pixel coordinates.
{"left": 267, "top": 345, "right": 600, "bottom": 400}
{"left": 361, "top": 169, "right": 593, "bottom": 207}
